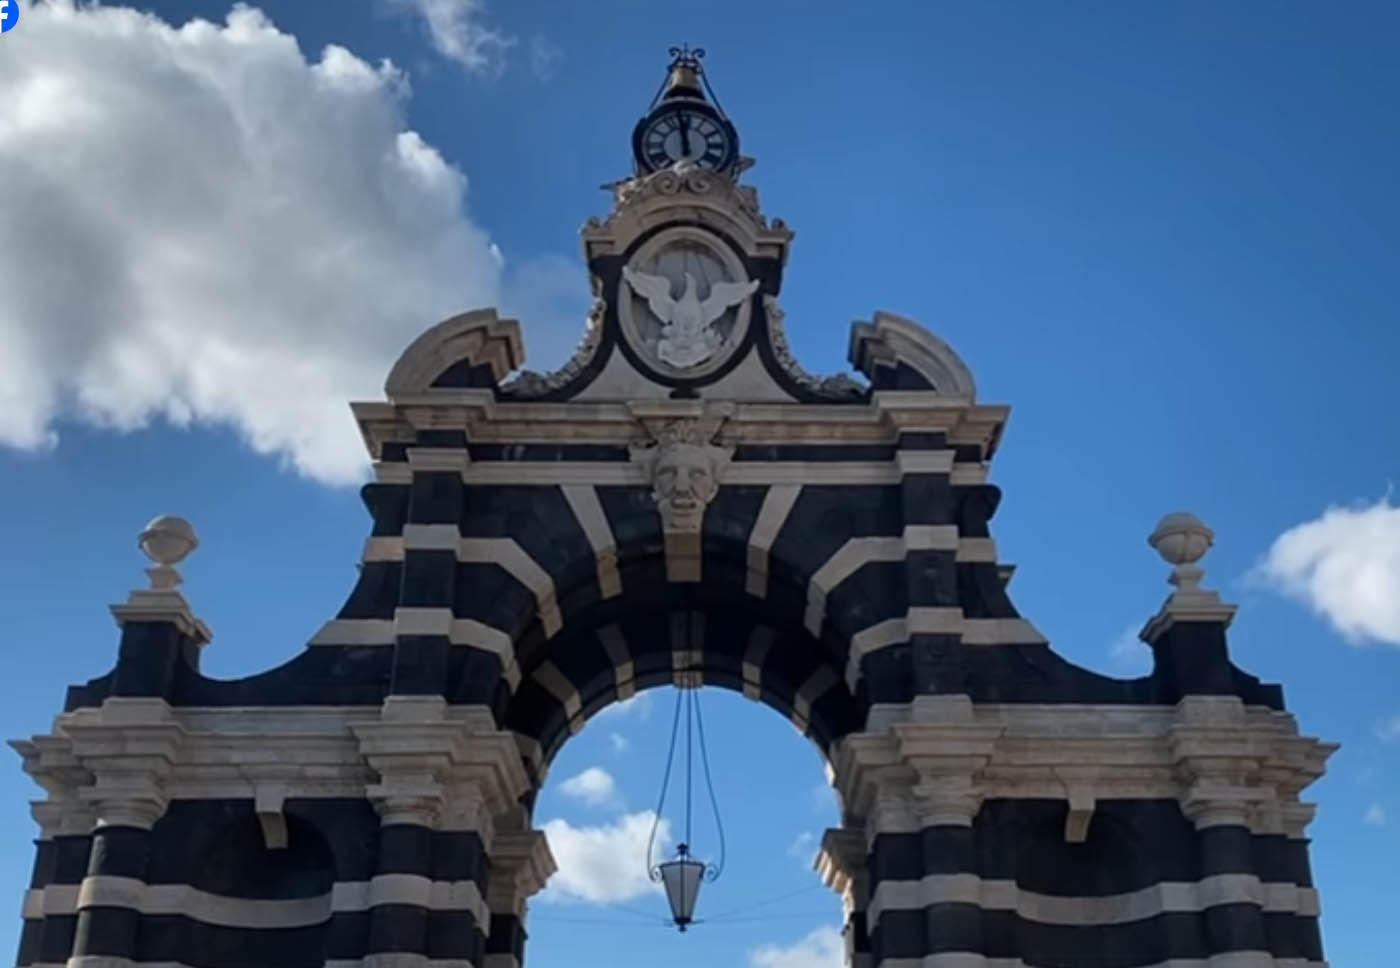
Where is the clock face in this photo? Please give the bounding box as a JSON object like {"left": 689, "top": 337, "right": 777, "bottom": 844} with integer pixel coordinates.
{"left": 641, "top": 108, "right": 734, "bottom": 172}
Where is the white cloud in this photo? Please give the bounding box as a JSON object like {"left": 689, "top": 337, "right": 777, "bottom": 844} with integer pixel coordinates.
{"left": 388, "top": 0, "right": 514, "bottom": 76}
{"left": 0, "top": 2, "right": 582, "bottom": 485}
{"left": 1252, "top": 497, "right": 1400, "bottom": 646}
{"left": 528, "top": 35, "right": 563, "bottom": 81}
{"left": 1375, "top": 715, "right": 1400, "bottom": 743}
{"left": 540, "top": 810, "right": 669, "bottom": 905}
{"left": 596, "top": 691, "right": 654, "bottom": 721}
{"left": 559, "top": 766, "right": 620, "bottom": 807}
{"left": 749, "top": 926, "right": 845, "bottom": 968}
{"left": 787, "top": 831, "right": 816, "bottom": 865}
{"left": 609, "top": 732, "right": 630, "bottom": 756}
{"left": 811, "top": 782, "right": 839, "bottom": 815}
{"left": 1364, "top": 803, "right": 1387, "bottom": 827}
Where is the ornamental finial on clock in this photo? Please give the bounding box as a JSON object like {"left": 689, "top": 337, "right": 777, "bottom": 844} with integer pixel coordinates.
{"left": 633, "top": 46, "right": 740, "bottom": 177}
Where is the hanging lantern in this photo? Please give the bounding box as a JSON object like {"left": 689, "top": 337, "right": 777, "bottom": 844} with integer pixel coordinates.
{"left": 646, "top": 682, "right": 725, "bottom": 932}
{"left": 657, "top": 843, "right": 706, "bottom": 930}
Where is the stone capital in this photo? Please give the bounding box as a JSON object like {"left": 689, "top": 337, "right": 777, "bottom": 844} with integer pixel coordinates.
{"left": 833, "top": 705, "right": 998, "bottom": 834}
{"left": 816, "top": 826, "right": 869, "bottom": 924}
{"left": 1182, "top": 784, "right": 1268, "bottom": 830}
{"left": 354, "top": 699, "right": 531, "bottom": 833}
{"left": 84, "top": 788, "right": 170, "bottom": 830}
{"left": 489, "top": 829, "right": 558, "bottom": 916}
{"left": 30, "top": 798, "right": 97, "bottom": 838}
{"left": 60, "top": 699, "right": 185, "bottom": 830}
{"left": 912, "top": 775, "right": 985, "bottom": 827}
{"left": 814, "top": 826, "right": 866, "bottom": 895}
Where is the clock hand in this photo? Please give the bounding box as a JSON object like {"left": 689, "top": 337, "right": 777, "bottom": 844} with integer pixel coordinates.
{"left": 678, "top": 110, "right": 692, "bottom": 159}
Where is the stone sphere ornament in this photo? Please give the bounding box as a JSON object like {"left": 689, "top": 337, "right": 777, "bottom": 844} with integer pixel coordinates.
{"left": 138, "top": 515, "right": 198, "bottom": 589}
{"left": 1148, "top": 512, "right": 1213, "bottom": 565}
{"left": 1148, "top": 511, "right": 1213, "bottom": 593}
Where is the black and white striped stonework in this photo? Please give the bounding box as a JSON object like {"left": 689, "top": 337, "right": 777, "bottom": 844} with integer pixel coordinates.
{"left": 18, "top": 832, "right": 90, "bottom": 967}
{"left": 27, "top": 433, "right": 1318, "bottom": 968}
{"left": 863, "top": 801, "right": 1323, "bottom": 968}
{"left": 17, "top": 799, "right": 494, "bottom": 968}
{"left": 61, "top": 432, "right": 1283, "bottom": 723}
{"left": 364, "top": 823, "right": 489, "bottom": 965}
{"left": 19, "top": 348, "right": 1332, "bottom": 968}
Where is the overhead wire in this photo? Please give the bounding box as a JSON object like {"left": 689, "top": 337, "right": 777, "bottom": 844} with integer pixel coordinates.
{"left": 697, "top": 883, "right": 829, "bottom": 924}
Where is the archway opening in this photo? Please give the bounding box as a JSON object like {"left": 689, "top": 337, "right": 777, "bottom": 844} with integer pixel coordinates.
{"left": 485, "top": 540, "right": 874, "bottom": 968}
{"left": 524, "top": 683, "right": 850, "bottom": 968}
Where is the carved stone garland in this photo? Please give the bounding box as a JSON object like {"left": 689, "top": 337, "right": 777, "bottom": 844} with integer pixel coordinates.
{"left": 764, "top": 295, "right": 866, "bottom": 398}
{"left": 499, "top": 296, "right": 607, "bottom": 397}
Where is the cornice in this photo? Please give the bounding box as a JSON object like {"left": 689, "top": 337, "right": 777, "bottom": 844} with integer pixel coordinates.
{"left": 834, "top": 697, "right": 1335, "bottom": 839}
{"left": 351, "top": 391, "right": 1009, "bottom": 464}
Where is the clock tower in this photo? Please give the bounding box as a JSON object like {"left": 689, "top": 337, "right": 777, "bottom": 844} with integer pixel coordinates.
{"left": 503, "top": 48, "right": 889, "bottom": 402}
{"left": 631, "top": 46, "right": 741, "bottom": 175}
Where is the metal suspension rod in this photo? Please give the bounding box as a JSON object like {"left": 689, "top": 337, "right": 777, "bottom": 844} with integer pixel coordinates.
{"left": 692, "top": 686, "right": 726, "bottom": 879}
{"left": 646, "top": 688, "right": 685, "bottom": 878}
{"left": 684, "top": 684, "right": 694, "bottom": 846}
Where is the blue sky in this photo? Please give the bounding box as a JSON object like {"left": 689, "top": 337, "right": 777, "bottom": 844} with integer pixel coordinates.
{"left": 1, "top": 0, "right": 1398, "bottom": 965}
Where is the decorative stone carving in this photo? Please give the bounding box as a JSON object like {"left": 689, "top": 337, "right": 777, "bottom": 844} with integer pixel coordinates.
{"left": 352, "top": 697, "right": 532, "bottom": 843}
{"left": 139, "top": 515, "right": 197, "bottom": 590}
{"left": 623, "top": 264, "right": 758, "bottom": 369}
{"left": 629, "top": 418, "right": 733, "bottom": 532}
{"left": 1142, "top": 511, "right": 1237, "bottom": 641}
{"left": 62, "top": 699, "right": 187, "bottom": 830}
{"left": 489, "top": 828, "right": 558, "bottom": 918}
{"left": 602, "top": 161, "right": 775, "bottom": 232}
{"left": 765, "top": 295, "right": 867, "bottom": 398}
{"left": 848, "top": 311, "right": 978, "bottom": 397}
{"left": 499, "top": 296, "right": 607, "bottom": 398}
{"left": 616, "top": 227, "right": 756, "bottom": 378}
{"left": 113, "top": 515, "right": 211, "bottom": 645}
{"left": 1149, "top": 511, "right": 1214, "bottom": 594}
{"left": 385, "top": 308, "right": 523, "bottom": 395}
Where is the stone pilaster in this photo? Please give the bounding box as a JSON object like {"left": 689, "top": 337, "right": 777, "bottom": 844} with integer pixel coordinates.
{"left": 483, "top": 827, "right": 556, "bottom": 968}
{"left": 816, "top": 827, "right": 871, "bottom": 968}
{"left": 61, "top": 699, "right": 184, "bottom": 968}
{"left": 1172, "top": 697, "right": 1272, "bottom": 968}
{"left": 392, "top": 447, "right": 471, "bottom": 698}
{"left": 836, "top": 696, "right": 998, "bottom": 968}
{"left": 18, "top": 800, "right": 95, "bottom": 967}
{"left": 354, "top": 696, "right": 530, "bottom": 968}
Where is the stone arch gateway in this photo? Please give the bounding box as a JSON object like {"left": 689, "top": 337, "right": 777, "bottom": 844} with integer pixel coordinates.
{"left": 13, "top": 51, "right": 1334, "bottom": 968}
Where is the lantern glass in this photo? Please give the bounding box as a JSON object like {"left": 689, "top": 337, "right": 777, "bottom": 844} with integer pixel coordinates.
{"left": 658, "top": 854, "right": 706, "bottom": 927}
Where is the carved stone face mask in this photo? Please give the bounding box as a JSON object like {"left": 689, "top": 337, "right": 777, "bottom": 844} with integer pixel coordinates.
{"left": 651, "top": 442, "right": 721, "bottom": 531}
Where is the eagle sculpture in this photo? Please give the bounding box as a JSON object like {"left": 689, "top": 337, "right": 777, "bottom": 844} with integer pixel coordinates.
{"left": 623, "top": 265, "right": 759, "bottom": 369}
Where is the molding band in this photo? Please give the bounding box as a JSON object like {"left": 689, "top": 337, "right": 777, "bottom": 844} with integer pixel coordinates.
{"left": 868, "top": 873, "right": 1318, "bottom": 929}
{"left": 27, "top": 875, "right": 488, "bottom": 932}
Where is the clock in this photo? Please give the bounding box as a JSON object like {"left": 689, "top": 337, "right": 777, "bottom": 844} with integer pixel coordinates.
{"left": 634, "top": 104, "right": 738, "bottom": 174}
